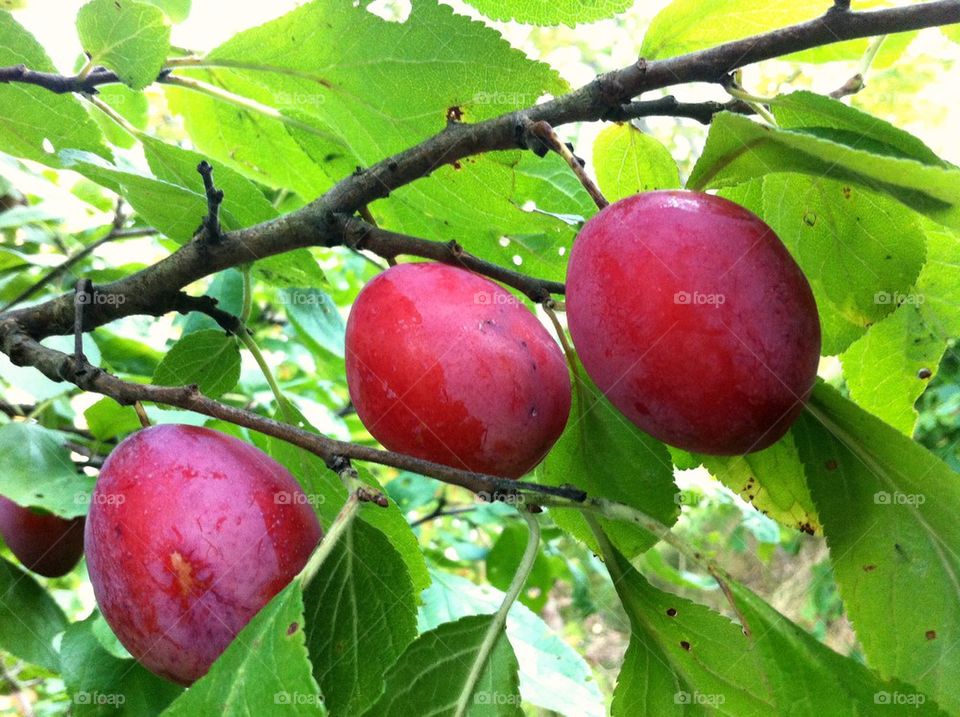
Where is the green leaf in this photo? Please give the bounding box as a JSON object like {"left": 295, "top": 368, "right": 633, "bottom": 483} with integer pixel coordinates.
{"left": 60, "top": 612, "right": 182, "bottom": 716}
{"left": 841, "top": 220, "right": 960, "bottom": 433}
{"left": 727, "top": 580, "right": 948, "bottom": 716}
{"left": 605, "top": 546, "right": 768, "bottom": 715}
{"left": 93, "top": 330, "right": 164, "bottom": 376}
{"left": 166, "top": 0, "right": 569, "bottom": 265}
{"left": 538, "top": 365, "right": 678, "bottom": 558}
{"left": 304, "top": 519, "right": 417, "bottom": 715}
{"left": 76, "top": 0, "right": 171, "bottom": 90}
{"left": 420, "top": 570, "right": 604, "bottom": 717}
{"left": 283, "top": 288, "right": 345, "bottom": 359}
{"left": 141, "top": 0, "right": 189, "bottom": 22}
{"left": 698, "top": 432, "right": 821, "bottom": 535}
{"left": 153, "top": 329, "right": 240, "bottom": 399}
{"left": 771, "top": 91, "right": 945, "bottom": 166}
{"left": 464, "top": 0, "right": 632, "bottom": 25}
{"left": 0, "top": 11, "right": 109, "bottom": 165}
{"left": 0, "top": 422, "right": 93, "bottom": 517}
{"left": 162, "top": 581, "right": 322, "bottom": 715}
{"left": 84, "top": 397, "right": 142, "bottom": 441}
{"left": 253, "top": 252, "right": 326, "bottom": 290}
{"left": 59, "top": 149, "right": 207, "bottom": 243}
{"left": 604, "top": 541, "right": 944, "bottom": 715}
{"left": 365, "top": 614, "right": 521, "bottom": 717}
{"left": 687, "top": 112, "right": 960, "bottom": 230}
{"left": 761, "top": 173, "right": 926, "bottom": 355}
{"left": 793, "top": 382, "right": 960, "bottom": 713}
{"left": 641, "top": 0, "right": 911, "bottom": 67}
{"left": 163, "top": 70, "right": 337, "bottom": 200}
{"left": 0, "top": 557, "right": 67, "bottom": 671}
{"left": 593, "top": 124, "right": 680, "bottom": 201}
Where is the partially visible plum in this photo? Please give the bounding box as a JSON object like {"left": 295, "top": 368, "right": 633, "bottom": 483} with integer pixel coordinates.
{"left": 0, "top": 496, "right": 84, "bottom": 577}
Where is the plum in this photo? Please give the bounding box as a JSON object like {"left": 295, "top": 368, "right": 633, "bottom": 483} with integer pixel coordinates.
{"left": 345, "top": 262, "right": 570, "bottom": 478}
{"left": 566, "top": 190, "right": 821, "bottom": 455}
{"left": 85, "top": 424, "right": 322, "bottom": 685}
{"left": 0, "top": 496, "right": 84, "bottom": 577}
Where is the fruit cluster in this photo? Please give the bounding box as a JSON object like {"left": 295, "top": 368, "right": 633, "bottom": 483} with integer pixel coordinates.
{"left": 1, "top": 190, "right": 820, "bottom": 685}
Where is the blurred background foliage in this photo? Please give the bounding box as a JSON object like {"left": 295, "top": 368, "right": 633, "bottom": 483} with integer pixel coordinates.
{"left": 1, "top": 0, "right": 958, "bottom": 714}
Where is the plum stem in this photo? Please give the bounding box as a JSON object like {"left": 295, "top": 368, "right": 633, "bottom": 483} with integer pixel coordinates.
{"left": 454, "top": 510, "right": 540, "bottom": 717}
{"left": 298, "top": 479, "right": 362, "bottom": 586}
{"left": 133, "top": 401, "right": 151, "bottom": 428}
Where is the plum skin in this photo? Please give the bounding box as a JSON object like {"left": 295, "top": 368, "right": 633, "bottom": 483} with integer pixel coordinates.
{"left": 345, "top": 262, "right": 571, "bottom": 478}
{"left": 566, "top": 190, "right": 821, "bottom": 455}
{"left": 85, "top": 424, "right": 322, "bottom": 686}
{"left": 0, "top": 496, "right": 84, "bottom": 577}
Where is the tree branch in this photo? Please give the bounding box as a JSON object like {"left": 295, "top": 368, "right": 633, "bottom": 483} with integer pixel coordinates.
{"left": 603, "top": 95, "right": 752, "bottom": 125}
{"left": 1, "top": 2, "right": 954, "bottom": 342}
{"left": 0, "top": 2, "right": 956, "bottom": 506}
{"left": 342, "top": 217, "right": 564, "bottom": 302}
{"left": 0, "top": 324, "right": 587, "bottom": 503}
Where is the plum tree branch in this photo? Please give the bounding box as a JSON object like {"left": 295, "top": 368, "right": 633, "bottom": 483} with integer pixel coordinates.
{"left": 1, "top": 2, "right": 955, "bottom": 344}
{"left": 0, "top": 2, "right": 956, "bottom": 512}
{"left": 342, "top": 217, "right": 565, "bottom": 302}
{"left": 0, "top": 324, "right": 588, "bottom": 503}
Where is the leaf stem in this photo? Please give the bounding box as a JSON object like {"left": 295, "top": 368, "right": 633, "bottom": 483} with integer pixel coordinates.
{"left": 236, "top": 329, "right": 295, "bottom": 423}
{"left": 298, "top": 484, "right": 361, "bottom": 586}
{"left": 725, "top": 87, "right": 777, "bottom": 126}
{"left": 85, "top": 95, "right": 141, "bottom": 138}
{"left": 860, "top": 34, "right": 887, "bottom": 76}
{"left": 454, "top": 510, "right": 540, "bottom": 717}
{"left": 75, "top": 58, "right": 95, "bottom": 82}
{"left": 239, "top": 264, "right": 253, "bottom": 325}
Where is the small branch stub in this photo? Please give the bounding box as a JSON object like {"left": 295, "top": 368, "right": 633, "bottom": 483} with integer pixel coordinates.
{"left": 196, "top": 161, "right": 225, "bottom": 242}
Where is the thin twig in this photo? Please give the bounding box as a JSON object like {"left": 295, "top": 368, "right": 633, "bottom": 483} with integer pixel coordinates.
{"left": 342, "top": 217, "right": 564, "bottom": 302}
{"left": 526, "top": 121, "right": 608, "bottom": 209}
